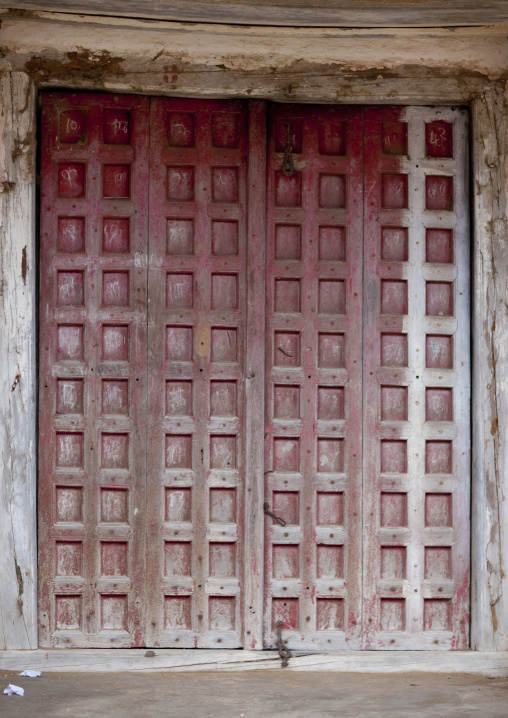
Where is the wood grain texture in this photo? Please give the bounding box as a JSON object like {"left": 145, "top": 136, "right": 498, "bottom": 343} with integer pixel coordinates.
{"left": 0, "top": 72, "right": 37, "bottom": 649}
{"left": 471, "top": 88, "right": 508, "bottom": 652}
{"left": 2, "top": 0, "right": 508, "bottom": 27}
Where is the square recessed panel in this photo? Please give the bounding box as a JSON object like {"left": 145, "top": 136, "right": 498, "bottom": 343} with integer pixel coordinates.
{"left": 272, "top": 597, "right": 298, "bottom": 630}
{"left": 101, "top": 595, "right": 127, "bottom": 630}
{"left": 101, "top": 433, "right": 129, "bottom": 469}
{"left": 380, "top": 599, "right": 405, "bottom": 631}
{"left": 211, "top": 328, "right": 238, "bottom": 362}
{"left": 380, "top": 440, "right": 407, "bottom": 473}
{"left": 426, "top": 441, "right": 453, "bottom": 474}
{"left": 56, "top": 379, "right": 84, "bottom": 414}
{"left": 102, "top": 380, "right": 129, "bottom": 415}
{"left": 425, "top": 121, "right": 453, "bottom": 158}
{"left": 56, "top": 432, "right": 83, "bottom": 468}
{"left": 212, "top": 167, "right": 239, "bottom": 203}
{"left": 56, "top": 541, "right": 82, "bottom": 577}
{"left": 55, "top": 595, "right": 81, "bottom": 630}
{"left": 211, "top": 113, "right": 240, "bottom": 148}
{"left": 57, "top": 325, "right": 84, "bottom": 360}
{"left": 103, "top": 218, "right": 130, "bottom": 253}
{"left": 274, "top": 119, "right": 302, "bottom": 153}
{"left": 426, "top": 388, "right": 453, "bottom": 422}
{"left": 317, "top": 387, "right": 345, "bottom": 420}
{"left": 167, "top": 112, "right": 195, "bottom": 147}
{"left": 318, "top": 438, "right": 344, "bottom": 473}
{"left": 316, "top": 598, "right": 344, "bottom": 631}
{"left": 103, "top": 165, "right": 130, "bottom": 198}
{"left": 426, "top": 229, "right": 453, "bottom": 264}
{"left": 380, "top": 386, "right": 408, "bottom": 421}
{"left": 380, "top": 547, "right": 406, "bottom": 579}
{"left": 210, "top": 381, "right": 237, "bottom": 417}
{"left": 275, "top": 279, "right": 301, "bottom": 313}
{"left": 424, "top": 547, "right": 452, "bottom": 579}
{"left": 274, "top": 332, "right": 300, "bottom": 367}
{"left": 212, "top": 221, "right": 238, "bottom": 256}
{"left": 317, "top": 545, "right": 344, "bottom": 579}
{"left": 425, "top": 493, "right": 452, "bottom": 527}
{"left": 380, "top": 493, "right": 407, "bottom": 527}
{"left": 166, "top": 273, "right": 193, "bottom": 309}
{"left": 209, "top": 488, "right": 236, "bottom": 523}
{"left": 381, "top": 122, "right": 408, "bottom": 155}
{"left": 212, "top": 274, "right": 238, "bottom": 310}
{"left": 318, "top": 280, "right": 346, "bottom": 315}
{"left": 319, "top": 227, "right": 346, "bottom": 262}
{"left": 274, "top": 385, "right": 300, "bottom": 419}
{"left": 165, "top": 488, "right": 192, "bottom": 523}
{"left": 102, "top": 272, "right": 129, "bottom": 307}
{"left": 167, "top": 219, "right": 194, "bottom": 255}
{"left": 381, "top": 280, "right": 408, "bottom": 315}
{"left": 209, "top": 543, "right": 236, "bottom": 577}
{"left": 101, "top": 488, "right": 128, "bottom": 523}
{"left": 381, "top": 334, "right": 408, "bottom": 367}
{"left": 164, "top": 596, "right": 192, "bottom": 630}
{"left": 166, "top": 381, "right": 193, "bottom": 416}
{"left": 275, "top": 225, "right": 301, "bottom": 260}
{"left": 273, "top": 437, "right": 299, "bottom": 472}
{"left": 382, "top": 174, "right": 408, "bottom": 209}
{"left": 318, "top": 333, "right": 345, "bottom": 368}
{"left": 58, "top": 163, "right": 85, "bottom": 198}
{"left": 273, "top": 492, "right": 299, "bottom": 526}
{"left": 102, "top": 325, "right": 129, "bottom": 361}
{"left": 275, "top": 172, "right": 302, "bottom": 207}
{"left": 103, "top": 109, "right": 131, "bottom": 145}
{"left": 165, "top": 435, "right": 192, "bottom": 469}
{"left": 316, "top": 492, "right": 344, "bottom": 526}
{"left": 273, "top": 544, "right": 299, "bottom": 579}
{"left": 209, "top": 597, "right": 236, "bottom": 631}
{"left": 319, "top": 174, "right": 345, "bottom": 208}
{"left": 426, "top": 176, "right": 453, "bottom": 211}
{"left": 423, "top": 599, "right": 451, "bottom": 631}
{"left": 57, "top": 271, "right": 84, "bottom": 306}
{"left": 101, "top": 542, "right": 128, "bottom": 576}
{"left": 210, "top": 435, "right": 237, "bottom": 469}
{"left": 164, "top": 542, "right": 192, "bottom": 577}
{"left": 166, "top": 326, "right": 193, "bottom": 362}
{"left": 426, "top": 282, "right": 454, "bottom": 316}
{"left": 318, "top": 119, "right": 346, "bottom": 156}
{"left": 167, "top": 167, "right": 194, "bottom": 201}
{"left": 59, "top": 110, "right": 86, "bottom": 144}
{"left": 58, "top": 217, "right": 85, "bottom": 253}
{"left": 426, "top": 335, "right": 453, "bottom": 369}
{"left": 56, "top": 486, "right": 83, "bottom": 523}
{"left": 381, "top": 227, "right": 408, "bottom": 262}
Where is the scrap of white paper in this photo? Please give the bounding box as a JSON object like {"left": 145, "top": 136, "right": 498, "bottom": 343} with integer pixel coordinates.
{"left": 19, "top": 670, "right": 41, "bottom": 678}
{"left": 3, "top": 684, "right": 24, "bottom": 696}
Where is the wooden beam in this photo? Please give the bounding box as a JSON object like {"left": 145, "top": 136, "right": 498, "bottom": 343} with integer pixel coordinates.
{"left": 0, "top": 71, "right": 37, "bottom": 649}
{"left": 2, "top": 0, "right": 508, "bottom": 28}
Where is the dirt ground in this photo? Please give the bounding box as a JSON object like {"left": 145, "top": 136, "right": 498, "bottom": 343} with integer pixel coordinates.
{"left": 1, "top": 670, "right": 507, "bottom": 718}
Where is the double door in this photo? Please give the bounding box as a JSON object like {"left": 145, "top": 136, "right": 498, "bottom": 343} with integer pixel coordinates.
{"left": 39, "top": 94, "right": 470, "bottom": 650}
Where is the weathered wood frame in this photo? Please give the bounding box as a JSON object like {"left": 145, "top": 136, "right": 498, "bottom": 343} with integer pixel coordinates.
{"left": 0, "top": 15, "right": 507, "bottom": 657}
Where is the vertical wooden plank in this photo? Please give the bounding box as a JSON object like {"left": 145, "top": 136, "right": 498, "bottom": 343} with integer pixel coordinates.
{"left": 363, "top": 106, "right": 470, "bottom": 649}
{"left": 0, "top": 72, "right": 37, "bottom": 649}
{"left": 39, "top": 92, "right": 149, "bottom": 647}
{"left": 243, "top": 100, "right": 267, "bottom": 649}
{"left": 264, "top": 104, "right": 364, "bottom": 650}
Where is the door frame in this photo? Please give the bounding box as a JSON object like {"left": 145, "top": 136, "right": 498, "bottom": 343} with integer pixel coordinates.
{"left": 0, "top": 28, "right": 506, "bottom": 652}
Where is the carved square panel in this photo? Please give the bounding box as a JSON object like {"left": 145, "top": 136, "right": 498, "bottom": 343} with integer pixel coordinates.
{"left": 102, "top": 271, "right": 129, "bottom": 307}
{"left": 425, "top": 547, "right": 452, "bottom": 579}
{"left": 101, "top": 542, "right": 128, "bottom": 576}
{"left": 273, "top": 544, "right": 299, "bottom": 579}
{"left": 55, "top": 595, "right": 81, "bottom": 630}
{"left": 426, "top": 228, "right": 453, "bottom": 263}
{"left": 381, "top": 174, "right": 408, "bottom": 209}
{"left": 209, "top": 597, "right": 236, "bottom": 631}
{"left": 274, "top": 385, "right": 300, "bottom": 420}
{"left": 275, "top": 171, "right": 302, "bottom": 207}
{"left": 318, "top": 119, "right": 346, "bottom": 156}
{"left": 426, "top": 282, "right": 454, "bottom": 316}
{"left": 381, "top": 334, "right": 408, "bottom": 367}
{"left": 380, "top": 547, "right": 406, "bottom": 579}
{"left": 104, "top": 109, "right": 131, "bottom": 145}
{"left": 426, "top": 441, "right": 453, "bottom": 474}
{"left": 102, "top": 325, "right": 129, "bottom": 361}
{"left": 210, "top": 328, "right": 238, "bottom": 362}
{"left": 425, "top": 388, "right": 453, "bottom": 422}
{"left": 167, "top": 219, "right": 194, "bottom": 255}
{"left": 318, "top": 280, "right": 346, "bottom": 315}
{"left": 166, "top": 381, "right": 193, "bottom": 416}
{"left": 272, "top": 597, "right": 298, "bottom": 630}
{"left": 58, "top": 217, "right": 85, "bottom": 253}
{"left": 426, "top": 335, "right": 453, "bottom": 369}
{"left": 101, "top": 433, "right": 129, "bottom": 469}
{"left": 101, "top": 595, "right": 127, "bottom": 630}
{"left": 274, "top": 119, "right": 302, "bottom": 153}
{"left": 319, "top": 226, "right": 346, "bottom": 262}
{"left": 273, "top": 492, "right": 299, "bottom": 526}
{"left": 103, "top": 218, "right": 130, "bottom": 253}
{"left": 58, "top": 163, "right": 85, "bottom": 198}
{"left": 275, "top": 279, "right": 301, "bottom": 313}
{"left": 164, "top": 542, "right": 192, "bottom": 577}
{"left": 381, "top": 280, "right": 408, "bottom": 315}
{"left": 212, "top": 221, "right": 238, "bottom": 256}
{"left": 167, "top": 112, "right": 195, "bottom": 147}
{"left": 210, "top": 435, "right": 237, "bottom": 469}
{"left": 381, "top": 122, "right": 408, "bottom": 155}
{"left": 317, "top": 545, "right": 344, "bottom": 579}
{"left": 211, "top": 113, "right": 240, "bottom": 148}
{"left": 165, "top": 488, "right": 192, "bottom": 523}
{"left": 273, "top": 437, "right": 299, "bottom": 472}
{"left": 423, "top": 599, "right": 451, "bottom": 631}
{"left": 102, "top": 380, "right": 129, "bottom": 416}
{"left": 425, "top": 493, "right": 452, "bottom": 527}
{"left": 209, "top": 543, "right": 236, "bottom": 577}
{"left": 319, "top": 174, "right": 346, "bottom": 208}
{"left": 59, "top": 110, "right": 86, "bottom": 144}
{"left": 381, "top": 227, "right": 408, "bottom": 262}
{"left": 166, "top": 273, "right": 193, "bottom": 309}
{"left": 380, "top": 492, "right": 407, "bottom": 527}
{"left": 209, "top": 488, "right": 236, "bottom": 523}
{"left": 56, "top": 432, "right": 83, "bottom": 468}
{"left": 275, "top": 225, "right": 301, "bottom": 261}
{"left": 165, "top": 435, "right": 192, "bottom": 469}
{"left": 211, "top": 274, "right": 238, "bottom": 310}
{"left": 101, "top": 488, "right": 128, "bottom": 523}
{"left": 316, "top": 599, "right": 344, "bottom": 631}
{"left": 380, "top": 440, "right": 407, "bottom": 473}
{"left": 380, "top": 599, "right": 405, "bottom": 631}
{"left": 426, "top": 176, "right": 453, "bottom": 211}
{"left": 380, "top": 386, "right": 408, "bottom": 421}
{"left": 318, "top": 333, "right": 345, "bottom": 368}
{"left": 56, "top": 379, "right": 84, "bottom": 414}
{"left": 56, "top": 541, "right": 82, "bottom": 576}
{"left": 317, "top": 387, "right": 345, "bottom": 421}
{"left": 318, "top": 438, "right": 344, "bottom": 473}
{"left": 425, "top": 121, "right": 453, "bottom": 158}
{"left": 57, "top": 325, "right": 84, "bottom": 360}
{"left": 166, "top": 326, "right": 193, "bottom": 362}
{"left": 167, "top": 166, "right": 194, "bottom": 202}
{"left": 212, "top": 167, "right": 239, "bottom": 203}
{"left": 103, "top": 165, "right": 130, "bottom": 198}
{"left": 316, "top": 492, "right": 344, "bottom": 526}
{"left": 210, "top": 381, "right": 237, "bottom": 417}
{"left": 164, "top": 596, "right": 191, "bottom": 630}
{"left": 274, "top": 331, "right": 300, "bottom": 367}
{"left": 56, "top": 486, "right": 83, "bottom": 523}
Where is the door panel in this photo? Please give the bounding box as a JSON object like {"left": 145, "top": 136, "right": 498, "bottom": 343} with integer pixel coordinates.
{"left": 39, "top": 93, "right": 149, "bottom": 647}
{"left": 362, "top": 107, "right": 470, "bottom": 649}
{"left": 263, "top": 105, "right": 364, "bottom": 650}
{"left": 146, "top": 99, "right": 250, "bottom": 647}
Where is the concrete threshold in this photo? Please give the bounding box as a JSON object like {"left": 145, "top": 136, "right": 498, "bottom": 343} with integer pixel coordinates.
{"left": 0, "top": 649, "right": 507, "bottom": 676}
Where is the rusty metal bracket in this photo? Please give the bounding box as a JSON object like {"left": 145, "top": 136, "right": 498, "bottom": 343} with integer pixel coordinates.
{"left": 281, "top": 122, "right": 296, "bottom": 177}
{"left": 264, "top": 501, "right": 286, "bottom": 526}
{"left": 275, "top": 620, "right": 292, "bottom": 668}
